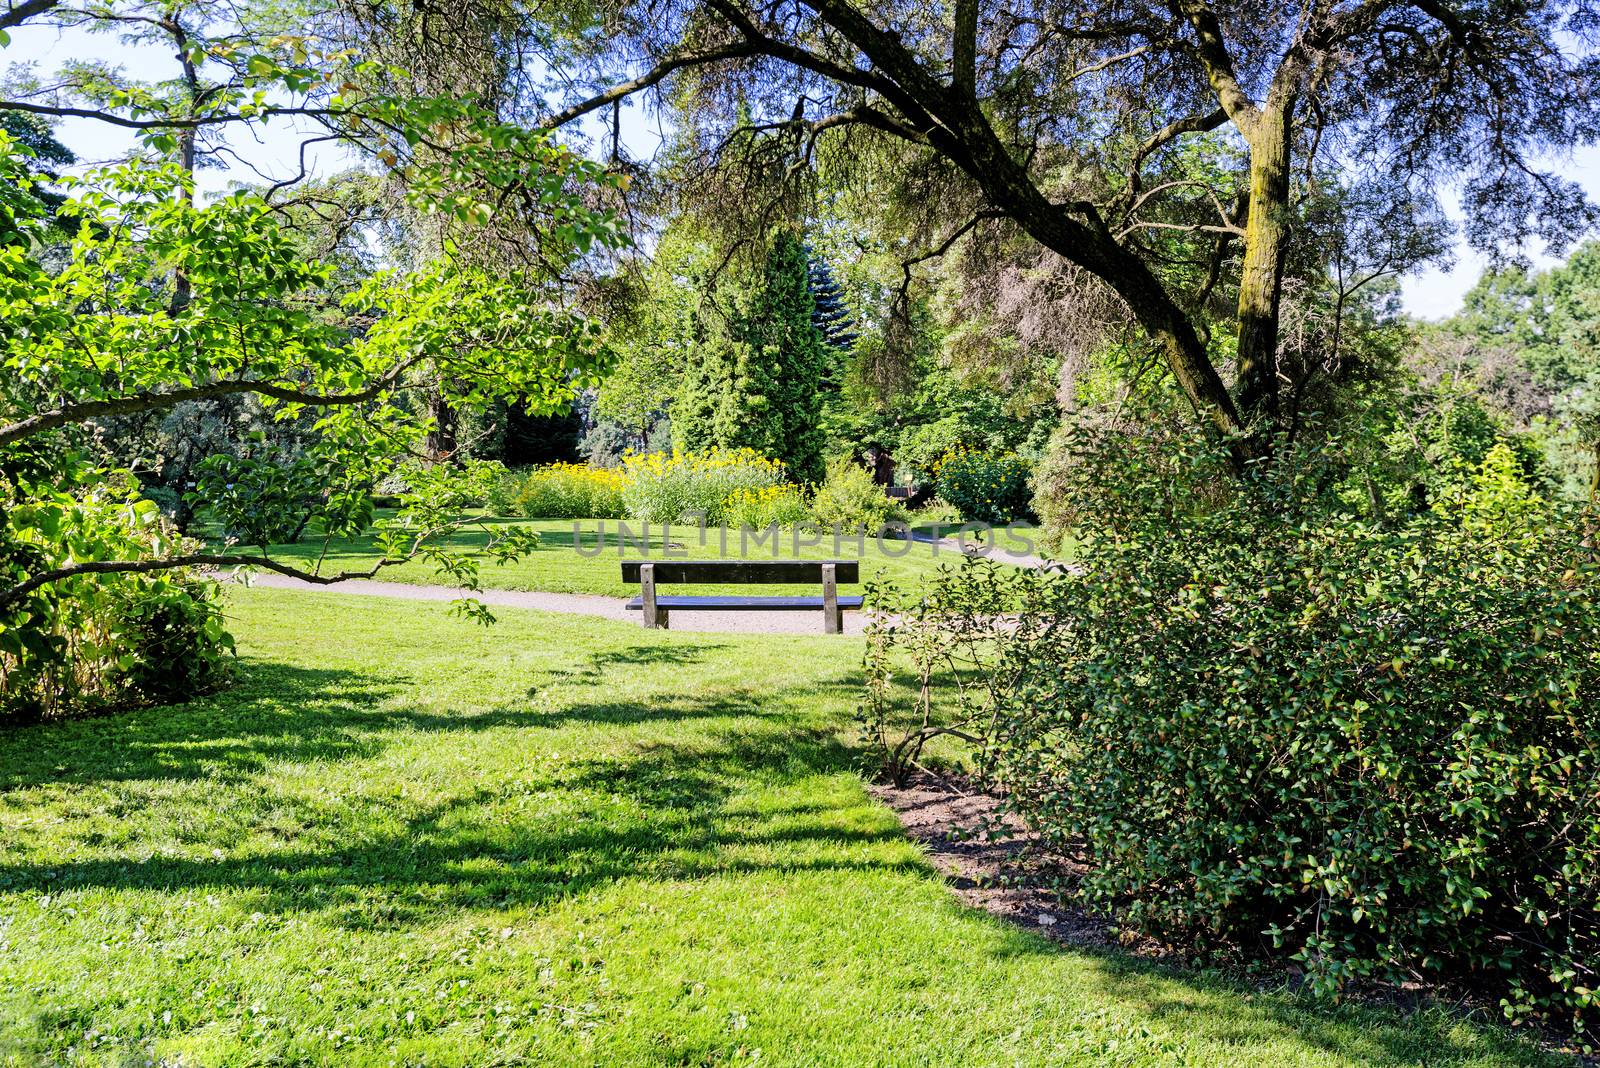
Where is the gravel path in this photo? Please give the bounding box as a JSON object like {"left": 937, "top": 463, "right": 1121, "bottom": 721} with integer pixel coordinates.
{"left": 232, "top": 533, "right": 1060, "bottom": 636}
{"left": 236, "top": 572, "right": 871, "bottom": 635}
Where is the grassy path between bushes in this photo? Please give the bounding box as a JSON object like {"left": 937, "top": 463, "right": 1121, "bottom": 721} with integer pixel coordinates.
{"left": 0, "top": 587, "right": 1569, "bottom": 1066}
{"left": 245, "top": 513, "right": 1054, "bottom": 598}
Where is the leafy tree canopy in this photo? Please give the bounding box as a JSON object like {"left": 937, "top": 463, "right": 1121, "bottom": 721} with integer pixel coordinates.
{"left": 0, "top": 1, "right": 630, "bottom": 635}
{"left": 528, "top": 0, "right": 1600, "bottom": 459}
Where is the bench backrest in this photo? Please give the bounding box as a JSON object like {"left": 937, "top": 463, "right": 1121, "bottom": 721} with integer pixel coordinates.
{"left": 620, "top": 559, "right": 860, "bottom": 585}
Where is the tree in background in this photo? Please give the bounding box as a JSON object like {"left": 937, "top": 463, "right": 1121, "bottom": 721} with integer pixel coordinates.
{"left": 741, "top": 230, "right": 827, "bottom": 483}
{"left": 807, "top": 249, "right": 857, "bottom": 353}
{"left": 0, "top": 0, "right": 629, "bottom": 715}
{"left": 824, "top": 289, "right": 1057, "bottom": 482}
{"left": 0, "top": 109, "right": 72, "bottom": 223}
{"left": 1429, "top": 242, "right": 1600, "bottom": 500}
{"left": 673, "top": 230, "right": 828, "bottom": 483}
{"left": 526, "top": 0, "right": 1598, "bottom": 462}
{"left": 1, "top": 133, "right": 620, "bottom": 590}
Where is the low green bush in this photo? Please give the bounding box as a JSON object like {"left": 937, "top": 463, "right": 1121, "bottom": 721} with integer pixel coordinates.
{"left": 907, "top": 498, "right": 962, "bottom": 527}
{"left": 864, "top": 432, "right": 1600, "bottom": 1038}
{"left": 483, "top": 463, "right": 522, "bottom": 515}
{"left": 3, "top": 472, "right": 233, "bottom": 721}
{"left": 810, "top": 459, "right": 894, "bottom": 533}
{"left": 933, "top": 447, "right": 1032, "bottom": 524}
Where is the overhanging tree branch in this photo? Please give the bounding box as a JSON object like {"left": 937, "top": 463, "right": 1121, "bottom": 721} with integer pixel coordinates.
{"left": 0, "top": 99, "right": 348, "bottom": 130}
{"left": 1120, "top": 107, "right": 1228, "bottom": 213}
{"left": 0, "top": 366, "right": 418, "bottom": 447}
{"left": 0, "top": 551, "right": 408, "bottom": 611}
{"left": 809, "top": 104, "right": 929, "bottom": 144}
{"left": 535, "top": 42, "right": 759, "bottom": 130}
{"left": 703, "top": 0, "right": 949, "bottom": 141}
{"left": 0, "top": 0, "right": 57, "bottom": 30}
{"left": 788, "top": 0, "right": 1249, "bottom": 444}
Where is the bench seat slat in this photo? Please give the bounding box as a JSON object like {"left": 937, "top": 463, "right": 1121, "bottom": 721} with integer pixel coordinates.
{"left": 625, "top": 595, "right": 866, "bottom": 612}
{"left": 620, "top": 560, "right": 860, "bottom": 584}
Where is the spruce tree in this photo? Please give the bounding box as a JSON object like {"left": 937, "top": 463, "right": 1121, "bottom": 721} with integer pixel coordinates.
{"left": 806, "top": 250, "right": 858, "bottom": 352}
{"left": 734, "top": 232, "right": 826, "bottom": 482}
{"left": 671, "top": 306, "right": 726, "bottom": 454}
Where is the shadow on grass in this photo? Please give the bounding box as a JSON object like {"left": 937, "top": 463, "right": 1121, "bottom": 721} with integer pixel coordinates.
{"left": 0, "top": 682, "right": 897, "bottom": 929}
{"left": 978, "top": 934, "right": 1541, "bottom": 1065}
{"left": 541, "top": 641, "right": 735, "bottom": 685}
{"left": 0, "top": 649, "right": 838, "bottom": 792}
{"left": 0, "top": 655, "right": 1562, "bottom": 1066}
{"left": 0, "top": 665, "right": 410, "bottom": 791}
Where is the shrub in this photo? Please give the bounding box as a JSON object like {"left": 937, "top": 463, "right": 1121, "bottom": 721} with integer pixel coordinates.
{"left": 377, "top": 458, "right": 509, "bottom": 514}
{"left": 483, "top": 464, "right": 523, "bottom": 515}
{"left": 864, "top": 434, "right": 1600, "bottom": 1037}
{"left": 862, "top": 558, "right": 1058, "bottom": 785}
{"left": 723, "top": 483, "right": 810, "bottom": 529}
{"left": 112, "top": 574, "right": 234, "bottom": 705}
{"left": 509, "top": 462, "right": 626, "bottom": 519}
{"left": 620, "top": 447, "right": 788, "bottom": 525}
{"left": 933, "top": 447, "right": 1032, "bottom": 524}
{"left": 457, "top": 459, "right": 511, "bottom": 510}
{"left": 139, "top": 484, "right": 182, "bottom": 521}
{"left": 908, "top": 498, "right": 962, "bottom": 527}
{"left": 3, "top": 473, "right": 234, "bottom": 721}
{"left": 809, "top": 458, "right": 893, "bottom": 533}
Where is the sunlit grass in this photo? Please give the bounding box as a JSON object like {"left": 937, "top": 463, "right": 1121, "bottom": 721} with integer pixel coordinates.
{"left": 0, "top": 587, "right": 1568, "bottom": 1066}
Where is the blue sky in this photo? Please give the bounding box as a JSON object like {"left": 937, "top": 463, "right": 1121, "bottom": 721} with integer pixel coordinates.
{"left": 8, "top": 22, "right": 1598, "bottom": 320}
{"left": 1402, "top": 144, "right": 1600, "bottom": 318}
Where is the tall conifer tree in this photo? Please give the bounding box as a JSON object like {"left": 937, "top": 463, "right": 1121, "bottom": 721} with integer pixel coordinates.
{"left": 671, "top": 230, "right": 828, "bottom": 482}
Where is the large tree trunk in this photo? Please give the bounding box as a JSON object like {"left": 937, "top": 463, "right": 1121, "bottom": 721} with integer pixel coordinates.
{"left": 426, "top": 389, "right": 458, "bottom": 461}
{"left": 937, "top": 98, "right": 1250, "bottom": 447}
{"left": 1234, "top": 100, "right": 1294, "bottom": 425}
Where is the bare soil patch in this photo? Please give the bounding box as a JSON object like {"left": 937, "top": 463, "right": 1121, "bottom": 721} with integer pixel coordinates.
{"left": 867, "top": 771, "right": 1125, "bottom": 952}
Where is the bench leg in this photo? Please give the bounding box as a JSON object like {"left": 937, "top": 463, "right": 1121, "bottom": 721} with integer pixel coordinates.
{"left": 822, "top": 563, "right": 841, "bottom": 634}
{"left": 641, "top": 563, "right": 663, "bottom": 629}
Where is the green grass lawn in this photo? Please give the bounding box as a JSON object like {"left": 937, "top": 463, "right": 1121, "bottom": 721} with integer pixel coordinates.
{"left": 0, "top": 588, "right": 1569, "bottom": 1066}
{"left": 250, "top": 515, "right": 1052, "bottom": 598}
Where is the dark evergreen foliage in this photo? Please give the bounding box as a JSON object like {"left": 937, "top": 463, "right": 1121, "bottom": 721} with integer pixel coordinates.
{"left": 806, "top": 249, "right": 857, "bottom": 352}
{"left": 671, "top": 230, "right": 828, "bottom": 483}
{"left": 1, "top": 112, "right": 74, "bottom": 222}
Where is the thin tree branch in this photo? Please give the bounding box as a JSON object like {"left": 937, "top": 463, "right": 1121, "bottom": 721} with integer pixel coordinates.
{"left": 535, "top": 42, "right": 758, "bottom": 130}
{"left": 0, "top": 364, "right": 419, "bottom": 447}
{"left": 0, "top": 551, "right": 411, "bottom": 611}
{"left": 1119, "top": 107, "right": 1228, "bottom": 214}
{"left": 1069, "top": 44, "right": 1152, "bottom": 83}
{"left": 0, "top": 98, "right": 346, "bottom": 130}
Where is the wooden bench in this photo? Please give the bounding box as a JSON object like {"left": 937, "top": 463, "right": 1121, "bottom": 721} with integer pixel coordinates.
{"left": 622, "top": 560, "right": 863, "bottom": 633}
